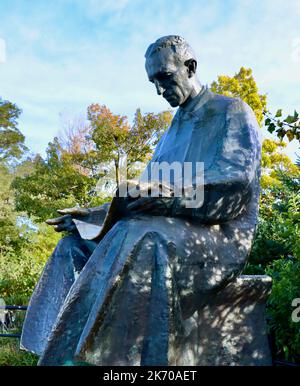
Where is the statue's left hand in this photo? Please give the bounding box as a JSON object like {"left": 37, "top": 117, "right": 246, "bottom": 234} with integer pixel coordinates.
{"left": 45, "top": 207, "right": 90, "bottom": 232}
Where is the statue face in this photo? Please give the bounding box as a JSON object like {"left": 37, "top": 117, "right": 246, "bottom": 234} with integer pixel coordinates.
{"left": 145, "top": 48, "right": 193, "bottom": 107}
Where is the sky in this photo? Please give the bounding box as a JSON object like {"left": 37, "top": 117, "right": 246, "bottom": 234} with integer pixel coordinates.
{"left": 0, "top": 0, "right": 299, "bottom": 160}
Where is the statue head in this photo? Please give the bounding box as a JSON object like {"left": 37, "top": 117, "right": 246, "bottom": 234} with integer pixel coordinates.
{"left": 145, "top": 35, "right": 201, "bottom": 107}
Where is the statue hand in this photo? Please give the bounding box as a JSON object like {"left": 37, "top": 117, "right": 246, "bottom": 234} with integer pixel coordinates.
{"left": 45, "top": 207, "right": 90, "bottom": 233}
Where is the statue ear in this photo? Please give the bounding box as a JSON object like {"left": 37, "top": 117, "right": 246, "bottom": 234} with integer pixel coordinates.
{"left": 184, "top": 59, "right": 197, "bottom": 77}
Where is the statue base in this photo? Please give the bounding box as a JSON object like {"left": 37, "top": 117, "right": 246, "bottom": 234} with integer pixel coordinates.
{"left": 174, "top": 275, "right": 272, "bottom": 366}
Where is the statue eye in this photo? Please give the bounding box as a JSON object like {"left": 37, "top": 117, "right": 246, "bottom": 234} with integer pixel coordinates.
{"left": 156, "top": 73, "right": 172, "bottom": 82}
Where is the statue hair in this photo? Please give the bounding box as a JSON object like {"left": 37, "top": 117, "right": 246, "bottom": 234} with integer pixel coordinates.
{"left": 145, "top": 35, "right": 197, "bottom": 63}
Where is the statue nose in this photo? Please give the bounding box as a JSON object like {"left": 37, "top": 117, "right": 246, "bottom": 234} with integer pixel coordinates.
{"left": 154, "top": 80, "right": 164, "bottom": 95}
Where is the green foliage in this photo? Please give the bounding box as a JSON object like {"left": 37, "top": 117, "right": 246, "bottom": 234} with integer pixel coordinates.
{"left": 88, "top": 104, "right": 172, "bottom": 188}
{"left": 0, "top": 224, "right": 61, "bottom": 304}
{"left": 0, "top": 99, "right": 27, "bottom": 162}
{"left": 211, "top": 66, "right": 267, "bottom": 125}
{"left": 245, "top": 172, "right": 300, "bottom": 274}
{"left": 13, "top": 106, "right": 172, "bottom": 222}
{"left": 212, "top": 70, "right": 300, "bottom": 361}
{"left": 12, "top": 138, "right": 104, "bottom": 222}
{"left": 0, "top": 163, "right": 22, "bottom": 256}
{"left": 244, "top": 172, "right": 300, "bottom": 361}
{"left": 261, "top": 139, "right": 300, "bottom": 189}
{"left": 266, "top": 258, "right": 300, "bottom": 361}
{"left": 0, "top": 98, "right": 55, "bottom": 365}
{"left": 0, "top": 338, "right": 38, "bottom": 366}
{"left": 264, "top": 109, "right": 300, "bottom": 142}
{"left": 0, "top": 144, "right": 59, "bottom": 366}
{"left": 210, "top": 66, "right": 299, "bottom": 190}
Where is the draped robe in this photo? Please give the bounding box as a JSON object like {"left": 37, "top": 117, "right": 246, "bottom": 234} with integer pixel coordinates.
{"left": 21, "top": 87, "right": 262, "bottom": 365}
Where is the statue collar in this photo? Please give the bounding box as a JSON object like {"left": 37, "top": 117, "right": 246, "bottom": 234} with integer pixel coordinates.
{"left": 179, "top": 85, "right": 211, "bottom": 114}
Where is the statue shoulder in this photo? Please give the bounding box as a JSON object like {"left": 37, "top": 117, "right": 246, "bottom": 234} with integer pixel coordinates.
{"left": 199, "top": 90, "right": 240, "bottom": 115}
{"left": 207, "top": 92, "right": 260, "bottom": 129}
{"left": 180, "top": 88, "right": 237, "bottom": 118}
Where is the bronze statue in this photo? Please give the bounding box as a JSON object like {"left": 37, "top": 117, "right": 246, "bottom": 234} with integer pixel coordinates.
{"left": 21, "top": 36, "right": 264, "bottom": 365}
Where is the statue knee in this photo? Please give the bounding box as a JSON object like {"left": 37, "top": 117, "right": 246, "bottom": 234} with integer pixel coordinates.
{"left": 52, "top": 235, "right": 93, "bottom": 276}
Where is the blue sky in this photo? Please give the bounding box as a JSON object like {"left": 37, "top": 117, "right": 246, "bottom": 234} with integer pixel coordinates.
{"left": 0, "top": 0, "right": 299, "bottom": 160}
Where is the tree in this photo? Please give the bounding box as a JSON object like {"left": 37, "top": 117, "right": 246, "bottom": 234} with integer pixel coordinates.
{"left": 261, "top": 139, "right": 300, "bottom": 189}
{"left": 0, "top": 99, "right": 60, "bottom": 368}
{"left": 264, "top": 109, "right": 300, "bottom": 142}
{"left": 246, "top": 170, "right": 300, "bottom": 361}
{"left": 12, "top": 137, "right": 101, "bottom": 222}
{"left": 211, "top": 67, "right": 300, "bottom": 362}
{"left": 210, "top": 67, "right": 300, "bottom": 188}
{"left": 0, "top": 163, "right": 23, "bottom": 257}
{"left": 0, "top": 99, "right": 27, "bottom": 163}
{"left": 211, "top": 67, "right": 267, "bottom": 125}
{"left": 246, "top": 171, "right": 300, "bottom": 274}
{"left": 88, "top": 104, "right": 172, "bottom": 190}
{"left": 0, "top": 101, "right": 61, "bottom": 305}
{"left": 12, "top": 106, "right": 173, "bottom": 221}
{"left": 0, "top": 98, "right": 29, "bottom": 257}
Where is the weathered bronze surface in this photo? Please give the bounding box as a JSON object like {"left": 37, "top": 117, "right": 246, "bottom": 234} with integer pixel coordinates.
{"left": 21, "top": 36, "right": 270, "bottom": 365}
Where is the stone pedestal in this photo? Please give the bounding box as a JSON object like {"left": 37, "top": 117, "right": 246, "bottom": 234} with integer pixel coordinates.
{"left": 175, "top": 275, "right": 272, "bottom": 366}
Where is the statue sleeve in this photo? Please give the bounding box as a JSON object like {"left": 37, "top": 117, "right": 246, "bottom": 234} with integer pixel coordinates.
{"left": 171, "top": 98, "right": 262, "bottom": 223}
{"left": 72, "top": 202, "right": 111, "bottom": 240}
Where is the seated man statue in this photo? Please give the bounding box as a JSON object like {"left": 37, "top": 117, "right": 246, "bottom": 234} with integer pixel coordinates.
{"left": 21, "top": 35, "right": 262, "bottom": 366}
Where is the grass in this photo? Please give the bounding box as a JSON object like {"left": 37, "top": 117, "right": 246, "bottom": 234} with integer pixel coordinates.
{"left": 0, "top": 337, "right": 38, "bottom": 366}
{"left": 0, "top": 305, "right": 38, "bottom": 366}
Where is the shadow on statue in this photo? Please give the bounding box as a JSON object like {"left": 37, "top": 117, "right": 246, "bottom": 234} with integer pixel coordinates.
{"left": 21, "top": 35, "right": 272, "bottom": 366}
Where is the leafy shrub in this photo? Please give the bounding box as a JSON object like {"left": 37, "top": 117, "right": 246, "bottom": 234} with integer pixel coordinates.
{"left": 244, "top": 171, "right": 300, "bottom": 361}
{"left": 0, "top": 224, "right": 60, "bottom": 304}
{"left": 266, "top": 258, "right": 300, "bottom": 361}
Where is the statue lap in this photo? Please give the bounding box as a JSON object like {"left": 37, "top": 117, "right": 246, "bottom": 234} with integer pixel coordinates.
{"left": 25, "top": 213, "right": 256, "bottom": 365}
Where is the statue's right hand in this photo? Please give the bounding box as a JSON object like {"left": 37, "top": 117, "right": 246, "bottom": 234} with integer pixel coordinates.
{"left": 45, "top": 207, "right": 90, "bottom": 233}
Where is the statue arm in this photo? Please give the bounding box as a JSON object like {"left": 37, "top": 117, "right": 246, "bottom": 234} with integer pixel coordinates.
{"left": 71, "top": 202, "right": 111, "bottom": 240}
{"left": 87, "top": 202, "right": 111, "bottom": 215}
{"left": 171, "top": 99, "right": 262, "bottom": 223}
{"left": 46, "top": 202, "right": 112, "bottom": 240}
